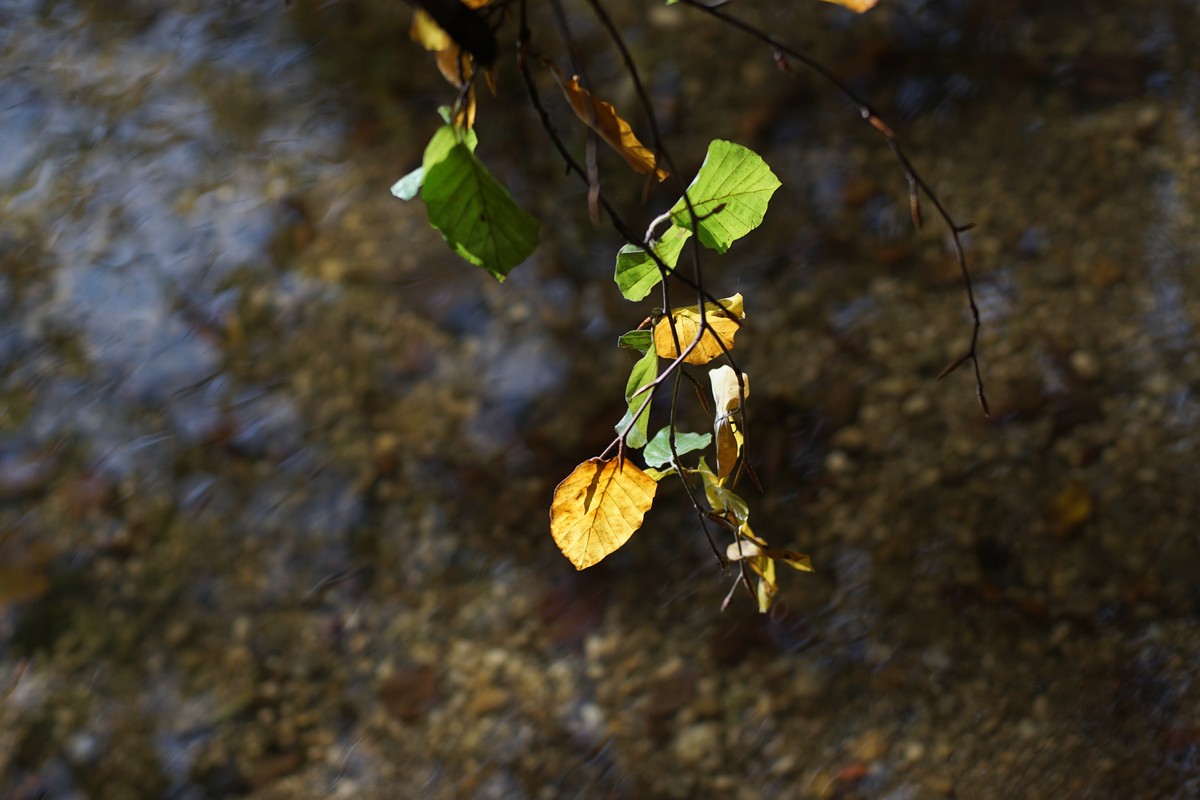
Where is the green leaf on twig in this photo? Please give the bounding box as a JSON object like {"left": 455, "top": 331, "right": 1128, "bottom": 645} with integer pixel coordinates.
{"left": 669, "top": 140, "right": 780, "bottom": 254}
{"left": 421, "top": 138, "right": 540, "bottom": 281}
{"left": 614, "top": 224, "right": 692, "bottom": 301}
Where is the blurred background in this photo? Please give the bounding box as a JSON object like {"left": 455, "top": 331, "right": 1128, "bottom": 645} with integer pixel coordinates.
{"left": 1, "top": 0, "right": 1197, "bottom": 797}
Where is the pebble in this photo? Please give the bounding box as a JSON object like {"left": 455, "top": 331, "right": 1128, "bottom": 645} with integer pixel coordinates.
{"left": 825, "top": 449, "right": 854, "bottom": 476}
{"left": 467, "top": 687, "right": 511, "bottom": 717}
{"left": 1069, "top": 350, "right": 1101, "bottom": 382}
{"left": 901, "top": 392, "right": 931, "bottom": 416}
{"left": 673, "top": 722, "right": 722, "bottom": 766}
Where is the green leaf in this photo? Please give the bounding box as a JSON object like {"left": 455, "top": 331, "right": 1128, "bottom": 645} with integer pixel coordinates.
{"left": 614, "top": 224, "right": 692, "bottom": 301}
{"left": 423, "top": 125, "right": 478, "bottom": 172}
{"left": 643, "top": 427, "right": 712, "bottom": 469}
{"left": 617, "top": 346, "right": 658, "bottom": 449}
{"left": 422, "top": 143, "right": 540, "bottom": 281}
{"left": 392, "top": 124, "right": 479, "bottom": 202}
{"left": 643, "top": 466, "right": 676, "bottom": 481}
{"left": 668, "top": 140, "right": 781, "bottom": 254}
{"left": 617, "top": 330, "right": 653, "bottom": 352}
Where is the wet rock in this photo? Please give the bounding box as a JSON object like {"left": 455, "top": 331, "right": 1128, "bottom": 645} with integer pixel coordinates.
{"left": 644, "top": 664, "right": 697, "bottom": 738}
{"left": 673, "top": 721, "right": 721, "bottom": 766}
{"left": 709, "top": 606, "right": 776, "bottom": 667}
{"left": 539, "top": 573, "right": 609, "bottom": 648}
{"left": 467, "top": 686, "right": 512, "bottom": 717}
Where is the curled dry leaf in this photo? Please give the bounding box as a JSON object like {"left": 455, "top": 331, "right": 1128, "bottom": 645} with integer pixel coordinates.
{"left": 550, "top": 457, "right": 658, "bottom": 570}
{"left": 709, "top": 365, "right": 749, "bottom": 483}
{"left": 546, "top": 64, "right": 668, "bottom": 181}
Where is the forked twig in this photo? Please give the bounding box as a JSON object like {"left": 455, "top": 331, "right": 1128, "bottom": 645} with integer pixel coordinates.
{"left": 675, "top": 0, "right": 989, "bottom": 416}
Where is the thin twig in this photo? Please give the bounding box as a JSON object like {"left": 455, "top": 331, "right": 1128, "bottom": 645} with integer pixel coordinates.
{"left": 675, "top": 0, "right": 989, "bottom": 415}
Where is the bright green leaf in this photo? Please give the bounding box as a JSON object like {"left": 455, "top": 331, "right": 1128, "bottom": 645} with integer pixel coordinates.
{"left": 423, "top": 124, "right": 478, "bottom": 172}
{"left": 643, "top": 427, "right": 712, "bottom": 469}
{"left": 668, "top": 140, "right": 781, "bottom": 254}
{"left": 393, "top": 124, "right": 479, "bottom": 202}
{"left": 618, "top": 330, "right": 653, "bottom": 352}
{"left": 422, "top": 143, "right": 540, "bottom": 281}
{"left": 617, "top": 346, "right": 658, "bottom": 449}
{"left": 614, "top": 224, "right": 692, "bottom": 301}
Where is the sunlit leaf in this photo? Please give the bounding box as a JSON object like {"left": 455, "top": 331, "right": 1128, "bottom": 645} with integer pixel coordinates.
{"left": 730, "top": 532, "right": 814, "bottom": 573}
{"left": 410, "top": 9, "right": 453, "bottom": 50}
{"left": 753, "top": 555, "right": 777, "bottom": 612}
{"left": 698, "top": 458, "right": 811, "bottom": 612}
{"left": 422, "top": 142, "right": 539, "bottom": 281}
{"left": 644, "top": 466, "right": 676, "bottom": 482}
{"left": 392, "top": 124, "right": 479, "bottom": 201}
{"left": 725, "top": 539, "right": 763, "bottom": 561}
{"left": 709, "top": 365, "right": 749, "bottom": 483}
{"left": 820, "top": 0, "right": 880, "bottom": 12}
{"left": 425, "top": 124, "right": 478, "bottom": 170}
{"left": 643, "top": 427, "right": 711, "bottom": 469}
{"left": 669, "top": 140, "right": 780, "bottom": 254}
{"left": 653, "top": 293, "right": 744, "bottom": 365}
{"left": 617, "top": 346, "right": 658, "bottom": 449}
{"left": 409, "top": 0, "right": 497, "bottom": 66}
{"left": 614, "top": 225, "right": 691, "bottom": 302}
{"left": 695, "top": 460, "right": 750, "bottom": 522}
{"left": 550, "top": 457, "right": 658, "bottom": 569}
{"left": 547, "top": 65, "right": 668, "bottom": 181}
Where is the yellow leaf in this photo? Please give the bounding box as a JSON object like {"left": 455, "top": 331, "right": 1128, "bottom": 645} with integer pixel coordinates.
{"left": 709, "top": 365, "right": 748, "bottom": 483}
{"left": 410, "top": 10, "right": 452, "bottom": 51}
{"left": 820, "top": 0, "right": 879, "bottom": 12}
{"left": 753, "top": 556, "right": 777, "bottom": 612}
{"left": 653, "top": 293, "right": 744, "bottom": 365}
{"left": 550, "top": 457, "right": 657, "bottom": 570}
{"left": 411, "top": 0, "right": 494, "bottom": 50}
{"left": 546, "top": 65, "right": 667, "bottom": 181}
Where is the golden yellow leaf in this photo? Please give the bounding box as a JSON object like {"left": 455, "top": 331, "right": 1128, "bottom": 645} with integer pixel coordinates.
{"left": 653, "top": 293, "right": 744, "bottom": 365}
{"left": 410, "top": 10, "right": 452, "bottom": 51}
{"left": 820, "top": 0, "right": 879, "bottom": 12}
{"left": 753, "top": 556, "right": 777, "bottom": 612}
{"left": 550, "top": 457, "right": 657, "bottom": 570}
{"left": 546, "top": 65, "right": 667, "bottom": 181}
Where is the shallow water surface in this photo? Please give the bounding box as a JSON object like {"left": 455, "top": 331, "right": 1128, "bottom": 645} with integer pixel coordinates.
{"left": 2, "top": 1, "right": 1199, "bottom": 798}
